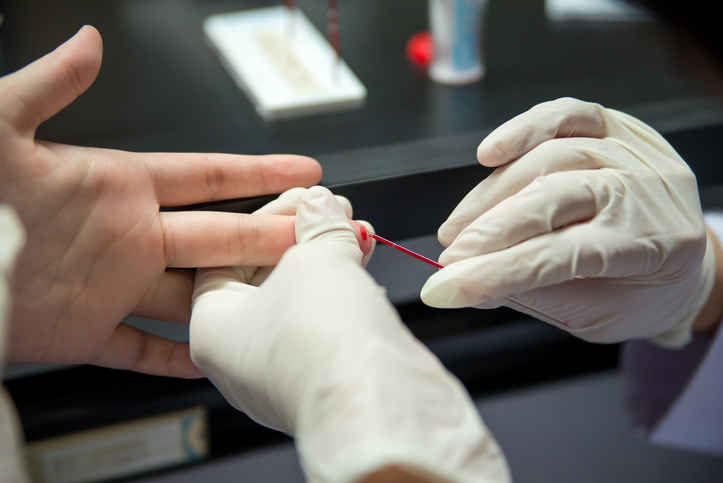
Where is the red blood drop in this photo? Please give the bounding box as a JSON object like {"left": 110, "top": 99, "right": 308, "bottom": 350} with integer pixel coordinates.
{"left": 349, "top": 220, "right": 373, "bottom": 258}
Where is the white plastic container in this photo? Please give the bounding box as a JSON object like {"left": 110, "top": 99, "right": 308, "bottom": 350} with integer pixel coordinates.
{"left": 428, "top": 0, "right": 488, "bottom": 85}
{"left": 204, "top": 7, "right": 366, "bottom": 121}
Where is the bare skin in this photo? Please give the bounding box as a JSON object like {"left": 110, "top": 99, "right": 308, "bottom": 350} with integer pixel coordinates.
{"left": 0, "top": 26, "right": 322, "bottom": 378}
{"left": 361, "top": 467, "right": 449, "bottom": 483}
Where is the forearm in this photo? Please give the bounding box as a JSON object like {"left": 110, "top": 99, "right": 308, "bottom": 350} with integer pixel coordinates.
{"left": 361, "top": 467, "right": 449, "bottom": 483}
{"left": 691, "top": 226, "right": 723, "bottom": 336}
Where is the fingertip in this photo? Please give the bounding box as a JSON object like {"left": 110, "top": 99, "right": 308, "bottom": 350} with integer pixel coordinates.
{"left": 296, "top": 186, "right": 357, "bottom": 246}
{"left": 168, "top": 344, "right": 206, "bottom": 379}
{"left": 292, "top": 156, "right": 323, "bottom": 187}
{"left": 437, "top": 248, "right": 453, "bottom": 267}
{"left": 305, "top": 185, "right": 332, "bottom": 197}
{"left": 175, "top": 350, "right": 206, "bottom": 379}
{"left": 477, "top": 138, "right": 510, "bottom": 168}
{"left": 301, "top": 186, "right": 340, "bottom": 214}
{"left": 77, "top": 25, "right": 103, "bottom": 50}
{"left": 257, "top": 156, "right": 322, "bottom": 194}
{"left": 349, "top": 219, "right": 374, "bottom": 258}
{"left": 477, "top": 139, "right": 491, "bottom": 165}
{"left": 437, "top": 222, "right": 457, "bottom": 248}
{"left": 62, "top": 25, "right": 104, "bottom": 90}
{"left": 420, "top": 273, "right": 468, "bottom": 309}
{"left": 358, "top": 220, "right": 376, "bottom": 267}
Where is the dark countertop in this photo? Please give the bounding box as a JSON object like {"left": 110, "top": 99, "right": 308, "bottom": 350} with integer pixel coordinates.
{"left": 2, "top": 0, "right": 719, "bottom": 156}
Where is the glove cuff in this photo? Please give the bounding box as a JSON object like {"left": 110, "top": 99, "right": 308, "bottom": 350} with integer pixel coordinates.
{"left": 648, "top": 232, "right": 717, "bottom": 349}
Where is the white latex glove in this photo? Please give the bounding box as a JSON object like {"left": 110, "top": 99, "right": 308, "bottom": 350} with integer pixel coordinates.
{"left": 190, "top": 186, "right": 510, "bottom": 483}
{"left": 244, "top": 187, "right": 373, "bottom": 285}
{"left": 421, "top": 97, "right": 715, "bottom": 348}
{"left": 1, "top": 205, "right": 30, "bottom": 483}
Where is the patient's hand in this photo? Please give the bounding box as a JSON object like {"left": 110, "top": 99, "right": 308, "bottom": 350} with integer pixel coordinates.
{"left": 0, "top": 26, "right": 321, "bottom": 377}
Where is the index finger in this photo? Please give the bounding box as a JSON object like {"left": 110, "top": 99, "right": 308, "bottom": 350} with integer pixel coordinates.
{"left": 477, "top": 98, "right": 606, "bottom": 167}
{"left": 423, "top": 223, "right": 616, "bottom": 309}
{"left": 143, "top": 153, "right": 322, "bottom": 207}
{"left": 439, "top": 137, "right": 607, "bottom": 246}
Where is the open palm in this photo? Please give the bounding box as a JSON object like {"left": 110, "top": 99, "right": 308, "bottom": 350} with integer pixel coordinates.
{"left": 0, "top": 26, "right": 321, "bottom": 377}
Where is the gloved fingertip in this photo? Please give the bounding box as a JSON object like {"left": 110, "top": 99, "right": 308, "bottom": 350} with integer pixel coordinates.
{"left": 437, "top": 223, "right": 458, "bottom": 248}
{"left": 300, "top": 186, "right": 345, "bottom": 217}
{"left": 476, "top": 140, "right": 493, "bottom": 164}
{"left": 305, "top": 185, "right": 333, "bottom": 198}
{"left": 296, "top": 188, "right": 361, "bottom": 261}
{"left": 437, "top": 249, "right": 453, "bottom": 267}
{"left": 420, "top": 274, "right": 470, "bottom": 309}
{"left": 477, "top": 137, "right": 509, "bottom": 168}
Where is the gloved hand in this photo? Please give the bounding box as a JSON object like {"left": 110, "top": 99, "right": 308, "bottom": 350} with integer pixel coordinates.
{"left": 236, "top": 187, "right": 374, "bottom": 286}
{"left": 190, "top": 186, "right": 510, "bottom": 483}
{"left": 421, "top": 98, "right": 715, "bottom": 348}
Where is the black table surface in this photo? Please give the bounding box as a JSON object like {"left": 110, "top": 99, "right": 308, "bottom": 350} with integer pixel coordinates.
{"left": 1, "top": 0, "right": 718, "bottom": 162}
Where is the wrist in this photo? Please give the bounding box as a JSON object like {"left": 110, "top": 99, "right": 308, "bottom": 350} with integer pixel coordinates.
{"left": 293, "top": 336, "right": 510, "bottom": 483}
{"left": 691, "top": 225, "right": 723, "bottom": 337}
{"left": 359, "top": 466, "right": 451, "bottom": 483}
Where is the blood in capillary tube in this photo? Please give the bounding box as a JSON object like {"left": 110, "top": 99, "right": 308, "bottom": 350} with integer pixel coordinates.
{"left": 349, "top": 221, "right": 443, "bottom": 269}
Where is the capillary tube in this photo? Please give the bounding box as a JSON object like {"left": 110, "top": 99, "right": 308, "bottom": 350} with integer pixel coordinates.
{"left": 370, "top": 233, "right": 444, "bottom": 269}
{"left": 369, "top": 232, "right": 569, "bottom": 327}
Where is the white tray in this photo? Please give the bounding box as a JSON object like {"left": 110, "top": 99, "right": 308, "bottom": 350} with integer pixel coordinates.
{"left": 204, "top": 6, "right": 367, "bottom": 121}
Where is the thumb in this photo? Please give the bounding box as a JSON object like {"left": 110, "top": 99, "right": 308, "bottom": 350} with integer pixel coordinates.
{"left": 296, "top": 186, "right": 363, "bottom": 263}
{"left": 0, "top": 25, "right": 103, "bottom": 135}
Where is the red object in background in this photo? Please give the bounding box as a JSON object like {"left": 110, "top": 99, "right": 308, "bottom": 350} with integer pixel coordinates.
{"left": 406, "top": 31, "right": 434, "bottom": 67}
